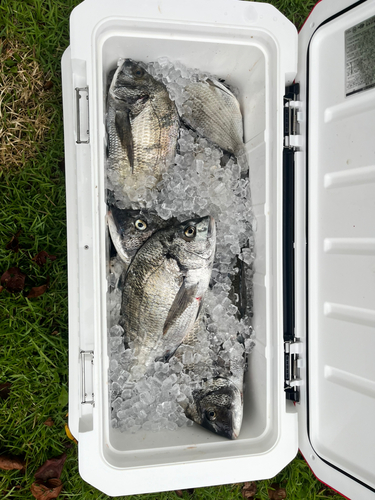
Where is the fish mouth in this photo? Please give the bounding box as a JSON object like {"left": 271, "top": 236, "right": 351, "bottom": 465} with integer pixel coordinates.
{"left": 207, "top": 215, "right": 214, "bottom": 238}
{"left": 107, "top": 210, "right": 129, "bottom": 264}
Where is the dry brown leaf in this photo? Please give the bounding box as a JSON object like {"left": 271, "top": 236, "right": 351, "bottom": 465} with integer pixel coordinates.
{"left": 0, "top": 382, "right": 11, "bottom": 400}
{"left": 44, "top": 418, "right": 54, "bottom": 427}
{"left": 175, "top": 491, "right": 183, "bottom": 498}
{"left": 1, "top": 267, "right": 26, "bottom": 292}
{"left": 34, "top": 454, "right": 67, "bottom": 481}
{"left": 268, "top": 483, "right": 287, "bottom": 500}
{"left": 27, "top": 282, "right": 49, "bottom": 298}
{"left": 51, "top": 331, "right": 59, "bottom": 336}
{"left": 30, "top": 478, "right": 63, "bottom": 500}
{"left": 5, "top": 229, "right": 22, "bottom": 252}
{"left": 43, "top": 81, "right": 53, "bottom": 91}
{"left": 32, "top": 251, "right": 56, "bottom": 266}
{"left": 242, "top": 481, "right": 257, "bottom": 499}
{"left": 0, "top": 455, "right": 25, "bottom": 471}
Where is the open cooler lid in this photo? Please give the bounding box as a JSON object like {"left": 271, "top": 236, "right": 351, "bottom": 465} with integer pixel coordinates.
{"left": 294, "top": 0, "right": 375, "bottom": 498}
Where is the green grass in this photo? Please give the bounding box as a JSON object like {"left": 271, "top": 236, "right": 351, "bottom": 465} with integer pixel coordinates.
{"left": 0, "top": 1, "right": 343, "bottom": 499}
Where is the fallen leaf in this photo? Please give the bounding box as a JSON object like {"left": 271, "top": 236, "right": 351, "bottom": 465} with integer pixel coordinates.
{"left": 27, "top": 278, "right": 50, "bottom": 298}
{"left": 0, "top": 382, "right": 11, "bottom": 400}
{"left": 58, "top": 387, "right": 68, "bottom": 409}
{"left": 268, "top": 483, "right": 287, "bottom": 500}
{"left": 174, "top": 489, "right": 194, "bottom": 497}
{"left": 31, "top": 478, "right": 63, "bottom": 500}
{"left": 5, "top": 229, "right": 22, "bottom": 252}
{"left": 32, "top": 251, "right": 56, "bottom": 266}
{"left": 242, "top": 482, "right": 257, "bottom": 499}
{"left": 51, "top": 331, "right": 59, "bottom": 336}
{"left": 318, "top": 487, "right": 336, "bottom": 497}
{"left": 0, "top": 286, "right": 4, "bottom": 293}
{"left": 1, "top": 267, "right": 26, "bottom": 293}
{"left": 64, "top": 424, "right": 77, "bottom": 444}
{"left": 0, "top": 455, "right": 25, "bottom": 471}
{"left": 43, "top": 81, "right": 53, "bottom": 91}
{"left": 34, "top": 454, "right": 67, "bottom": 482}
{"left": 44, "top": 418, "right": 54, "bottom": 427}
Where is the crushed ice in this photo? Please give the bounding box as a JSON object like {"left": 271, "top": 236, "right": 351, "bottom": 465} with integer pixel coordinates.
{"left": 107, "top": 57, "right": 256, "bottom": 432}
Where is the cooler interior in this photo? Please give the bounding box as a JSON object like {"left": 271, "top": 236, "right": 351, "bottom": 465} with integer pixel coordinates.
{"left": 91, "top": 21, "right": 284, "bottom": 467}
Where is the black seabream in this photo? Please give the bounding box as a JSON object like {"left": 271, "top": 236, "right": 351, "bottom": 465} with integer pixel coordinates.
{"left": 120, "top": 216, "right": 216, "bottom": 380}
{"left": 106, "top": 59, "right": 180, "bottom": 191}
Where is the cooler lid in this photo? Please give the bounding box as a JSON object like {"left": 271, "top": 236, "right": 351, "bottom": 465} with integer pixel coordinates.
{"left": 295, "top": 0, "right": 375, "bottom": 498}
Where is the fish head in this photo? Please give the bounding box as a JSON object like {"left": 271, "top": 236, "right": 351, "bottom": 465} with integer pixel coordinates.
{"left": 169, "top": 216, "right": 216, "bottom": 265}
{"left": 108, "top": 207, "right": 173, "bottom": 264}
{"left": 111, "top": 59, "right": 155, "bottom": 102}
{"left": 186, "top": 377, "right": 243, "bottom": 440}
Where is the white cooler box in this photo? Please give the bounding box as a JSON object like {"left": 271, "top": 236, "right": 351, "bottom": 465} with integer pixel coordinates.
{"left": 61, "top": 0, "right": 375, "bottom": 498}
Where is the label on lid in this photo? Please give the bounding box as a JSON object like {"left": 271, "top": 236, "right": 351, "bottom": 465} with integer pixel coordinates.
{"left": 345, "top": 15, "right": 375, "bottom": 96}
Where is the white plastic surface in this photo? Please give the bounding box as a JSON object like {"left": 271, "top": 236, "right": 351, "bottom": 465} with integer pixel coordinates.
{"left": 62, "top": 0, "right": 299, "bottom": 496}
{"left": 296, "top": 1, "right": 375, "bottom": 499}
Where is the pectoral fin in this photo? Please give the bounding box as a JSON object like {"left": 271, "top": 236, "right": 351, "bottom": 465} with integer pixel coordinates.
{"left": 115, "top": 109, "right": 134, "bottom": 172}
{"left": 163, "top": 280, "right": 198, "bottom": 336}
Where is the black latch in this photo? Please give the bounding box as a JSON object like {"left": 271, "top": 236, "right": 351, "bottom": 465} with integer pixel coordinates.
{"left": 284, "top": 83, "right": 301, "bottom": 149}
{"left": 284, "top": 341, "right": 300, "bottom": 403}
{"left": 285, "top": 386, "right": 300, "bottom": 403}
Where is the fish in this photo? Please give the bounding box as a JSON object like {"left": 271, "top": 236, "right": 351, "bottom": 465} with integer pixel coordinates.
{"left": 107, "top": 206, "right": 175, "bottom": 268}
{"left": 185, "top": 375, "right": 243, "bottom": 440}
{"left": 120, "top": 215, "right": 216, "bottom": 379}
{"left": 181, "top": 78, "right": 245, "bottom": 160}
{"left": 174, "top": 316, "right": 244, "bottom": 440}
{"left": 106, "top": 59, "right": 180, "bottom": 189}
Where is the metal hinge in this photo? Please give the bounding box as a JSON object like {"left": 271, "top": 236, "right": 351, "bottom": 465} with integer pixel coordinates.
{"left": 80, "top": 350, "right": 94, "bottom": 406}
{"left": 284, "top": 340, "right": 301, "bottom": 403}
{"left": 75, "top": 87, "right": 90, "bottom": 144}
{"left": 284, "top": 83, "right": 302, "bottom": 150}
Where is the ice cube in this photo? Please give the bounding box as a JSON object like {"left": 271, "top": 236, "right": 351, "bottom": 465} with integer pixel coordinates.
{"left": 171, "top": 361, "right": 184, "bottom": 373}
{"left": 167, "top": 421, "right": 178, "bottom": 431}
{"left": 140, "top": 392, "right": 155, "bottom": 405}
{"left": 109, "top": 325, "right": 124, "bottom": 337}
{"left": 112, "top": 397, "right": 122, "bottom": 411}
{"left": 121, "top": 389, "right": 132, "bottom": 400}
{"left": 109, "top": 359, "right": 118, "bottom": 372}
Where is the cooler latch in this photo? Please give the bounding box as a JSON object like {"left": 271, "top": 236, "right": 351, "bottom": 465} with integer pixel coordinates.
{"left": 284, "top": 83, "right": 302, "bottom": 149}
{"left": 75, "top": 86, "right": 90, "bottom": 144}
{"left": 80, "top": 350, "right": 94, "bottom": 406}
{"left": 284, "top": 340, "right": 301, "bottom": 403}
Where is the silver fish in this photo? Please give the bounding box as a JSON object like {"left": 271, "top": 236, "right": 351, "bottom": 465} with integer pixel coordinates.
{"left": 107, "top": 206, "right": 175, "bottom": 268}
{"left": 185, "top": 375, "right": 243, "bottom": 440}
{"left": 175, "top": 317, "right": 244, "bottom": 440}
{"left": 181, "top": 78, "right": 245, "bottom": 158}
{"left": 106, "top": 59, "right": 180, "bottom": 188}
{"left": 120, "top": 216, "right": 216, "bottom": 379}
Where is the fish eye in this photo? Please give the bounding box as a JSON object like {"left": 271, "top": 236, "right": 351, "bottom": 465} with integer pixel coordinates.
{"left": 134, "top": 69, "right": 143, "bottom": 77}
{"left": 206, "top": 409, "right": 216, "bottom": 422}
{"left": 135, "top": 219, "right": 147, "bottom": 231}
{"left": 184, "top": 226, "right": 196, "bottom": 238}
